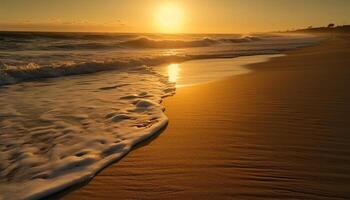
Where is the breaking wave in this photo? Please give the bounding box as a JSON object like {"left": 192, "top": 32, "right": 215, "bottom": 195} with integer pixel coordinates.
{"left": 49, "top": 36, "right": 264, "bottom": 50}
{"left": 119, "top": 37, "right": 219, "bottom": 48}
{"left": 0, "top": 56, "right": 188, "bottom": 86}
{"left": 0, "top": 49, "right": 283, "bottom": 86}
{"left": 0, "top": 32, "right": 320, "bottom": 87}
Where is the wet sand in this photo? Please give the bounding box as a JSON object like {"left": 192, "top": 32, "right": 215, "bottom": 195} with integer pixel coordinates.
{"left": 61, "top": 35, "right": 350, "bottom": 199}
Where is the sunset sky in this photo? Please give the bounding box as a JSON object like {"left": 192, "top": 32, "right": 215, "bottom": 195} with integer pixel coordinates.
{"left": 0, "top": 0, "right": 349, "bottom": 33}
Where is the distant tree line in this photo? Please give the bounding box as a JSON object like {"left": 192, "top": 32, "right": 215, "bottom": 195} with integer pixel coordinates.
{"left": 306, "top": 23, "right": 336, "bottom": 29}
{"left": 284, "top": 23, "right": 350, "bottom": 34}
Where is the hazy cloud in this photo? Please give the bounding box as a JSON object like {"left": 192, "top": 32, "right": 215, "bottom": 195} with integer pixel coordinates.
{"left": 0, "top": 18, "right": 131, "bottom": 32}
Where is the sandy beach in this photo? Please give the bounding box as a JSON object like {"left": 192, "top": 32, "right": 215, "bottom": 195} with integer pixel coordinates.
{"left": 52, "top": 34, "right": 350, "bottom": 200}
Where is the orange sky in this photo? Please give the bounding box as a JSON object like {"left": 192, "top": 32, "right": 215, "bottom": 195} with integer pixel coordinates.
{"left": 0, "top": 0, "right": 349, "bottom": 33}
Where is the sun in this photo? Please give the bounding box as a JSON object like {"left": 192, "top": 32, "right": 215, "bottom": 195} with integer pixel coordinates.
{"left": 155, "top": 3, "right": 184, "bottom": 33}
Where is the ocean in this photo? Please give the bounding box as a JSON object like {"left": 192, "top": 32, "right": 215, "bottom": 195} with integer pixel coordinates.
{"left": 0, "top": 32, "right": 319, "bottom": 199}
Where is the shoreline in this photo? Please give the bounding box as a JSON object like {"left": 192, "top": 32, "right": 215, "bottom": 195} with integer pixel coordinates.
{"left": 58, "top": 34, "right": 350, "bottom": 199}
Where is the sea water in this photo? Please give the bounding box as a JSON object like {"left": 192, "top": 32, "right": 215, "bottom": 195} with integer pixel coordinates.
{"left": 0, "top": 32, "right": 319, "bottom": 199}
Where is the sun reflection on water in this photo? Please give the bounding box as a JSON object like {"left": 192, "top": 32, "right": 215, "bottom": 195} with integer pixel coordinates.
{"left": 167, "top": 63, "right": 181, "bottom": 83}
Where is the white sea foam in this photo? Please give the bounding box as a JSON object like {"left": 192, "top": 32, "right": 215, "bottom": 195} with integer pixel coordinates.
{"left": 0, "top": 66, "right": 175, "bottom": 200}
